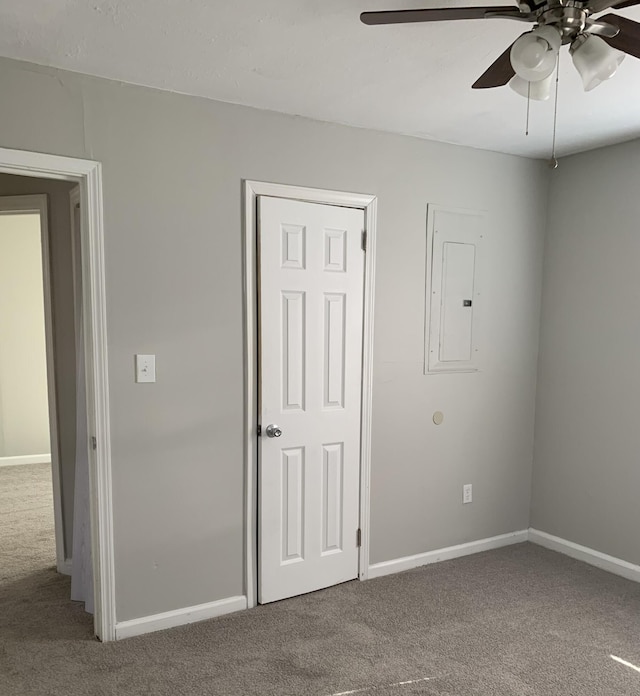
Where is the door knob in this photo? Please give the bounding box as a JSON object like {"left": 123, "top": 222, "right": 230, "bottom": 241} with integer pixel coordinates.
{"left": 265, "top": 424, "right": 282, "bottom": 438}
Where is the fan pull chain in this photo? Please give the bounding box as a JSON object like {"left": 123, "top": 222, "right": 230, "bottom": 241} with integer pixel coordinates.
{"left": 549, "top": 55, "right": 560, "bottom": 169}
{"left": 525, "top": 81, "right": 531, "bottom": 136}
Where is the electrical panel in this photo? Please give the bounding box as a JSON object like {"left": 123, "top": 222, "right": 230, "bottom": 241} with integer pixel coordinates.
{"left": 425, "top": 205, "right": 484, "bottom": 374}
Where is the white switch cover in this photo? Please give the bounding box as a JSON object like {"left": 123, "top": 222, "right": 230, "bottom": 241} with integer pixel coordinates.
{"left": 135, "top": 354, "right": 156, "bottom": 383}
{"left": 463, "top": 484, "right": 472, "bottom": 504}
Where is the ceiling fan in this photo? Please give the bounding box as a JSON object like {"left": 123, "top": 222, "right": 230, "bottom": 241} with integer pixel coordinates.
{"left": 360, "top": 1, "right": 640, "bottom": 99}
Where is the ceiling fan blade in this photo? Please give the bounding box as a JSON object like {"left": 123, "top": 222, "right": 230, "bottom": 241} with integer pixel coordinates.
{"left": 360, "top": 6, "right": 527, "bottom": 26}
{"left": 600, "top": 13, "right": 640, "bottom": 58}
{"left": 588, "top": 0, "right": 640, "bottom": 14}
{"left": 585, "top": 19, "right": 620, "bottom": 37}
{"left": 472, "top": 43, "right": 516, "bottom": 89}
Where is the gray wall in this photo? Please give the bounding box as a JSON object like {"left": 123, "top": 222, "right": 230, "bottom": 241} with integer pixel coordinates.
{"left": 0, "top": 174, "right": 76, "bottom": 558}
{"left": 0, "top": 57, "right": 547, "bottom": 622}
{"left": 532, "top": 139, "right": 640, "bottom": 566}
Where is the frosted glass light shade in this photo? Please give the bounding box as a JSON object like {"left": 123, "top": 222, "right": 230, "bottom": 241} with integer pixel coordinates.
{"left": 510, "top": 26, "right": 561, "bottom": 82}
{"left": 572, "top": 35, "right": 625, "bottom": 91}
{"left": 509, "top": 74, "right": 553, "bottom": 101}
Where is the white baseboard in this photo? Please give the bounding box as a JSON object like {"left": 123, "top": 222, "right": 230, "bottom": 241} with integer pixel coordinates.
{"left": 368, "top": 529, "right": 529, "bottom": 580}
{"left": 114, "top": 595, "right": 248, "bottom": 640}
{"left": 0, "top": 453, "right": 51, "bottom": 467}
{"left": 58, "top": 558, "right": 73, "bottom": 576}
{"left": 528, "top": 528, "right": 640, "bottom": 584}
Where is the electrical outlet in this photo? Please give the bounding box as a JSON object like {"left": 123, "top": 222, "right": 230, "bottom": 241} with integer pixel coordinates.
{"left": 463, "top": 484, "right": 472, "bottom": 504}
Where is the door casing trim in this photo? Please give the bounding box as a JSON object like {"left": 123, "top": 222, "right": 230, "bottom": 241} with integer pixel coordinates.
{"left": 0, "top": 147, "right": 115, "bottom": 641}
{"left": 243, "top": 180, "right": 377, "bottom": 607}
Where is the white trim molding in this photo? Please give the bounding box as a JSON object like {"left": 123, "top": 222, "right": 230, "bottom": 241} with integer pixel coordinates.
{"left": 529, "top": 529, "right": 640, "bottom": 584}
{"left": 243, "top": 180, "right": 377, "bottom": 606}
{"left": 358, "top": 197, "right": 376, "bottom": 582}
{"left": 368, "top": 530, "right": 529, "bottom": 579}
{"left": 0, "top": 454, "right": 51, "bottom": 467}
{"left": 59, "top": 558, "right": 73, "bottom": 576}
{"left": 115, "top": 596, "right": 248, "bottom": 640}
{"left": 0, "top": 147, "right": 115, "bottom": 642}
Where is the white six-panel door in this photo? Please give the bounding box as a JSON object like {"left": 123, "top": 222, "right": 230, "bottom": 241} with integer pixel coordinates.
{"left": 258, "top": 195, "right": 365, "bottom": 604}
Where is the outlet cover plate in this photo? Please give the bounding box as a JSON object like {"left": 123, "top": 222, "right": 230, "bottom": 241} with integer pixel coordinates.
{"left": 135, "top": 354, "right": 156, "bottom": 383}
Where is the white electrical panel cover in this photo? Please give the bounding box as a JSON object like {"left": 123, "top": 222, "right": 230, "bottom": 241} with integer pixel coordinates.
{"left": 425, "top": 205, "right": 484, "bottom": 374}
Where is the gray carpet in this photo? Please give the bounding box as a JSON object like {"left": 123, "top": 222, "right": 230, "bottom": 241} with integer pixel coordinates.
{"left": 2, "top": 464, "right": 640, "bottom": 695}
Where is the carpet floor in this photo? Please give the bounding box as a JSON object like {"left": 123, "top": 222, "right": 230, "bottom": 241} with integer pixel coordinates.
{"left": 2, "top": 464, "right": 640, "bottom": 695}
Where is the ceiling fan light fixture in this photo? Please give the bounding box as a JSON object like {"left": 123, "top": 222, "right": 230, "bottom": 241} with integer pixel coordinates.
{"left": 571, "top": 34, "right": 625, "bottom": 91}
{"left": 509, "top": 73, "right": 553, "bottom": 101}
{"left": 510, "top": 25, "right": 561, "bottom": 82}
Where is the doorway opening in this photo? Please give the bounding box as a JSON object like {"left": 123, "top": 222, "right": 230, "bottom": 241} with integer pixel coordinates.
{"left": 0, "top": 185, "right": 96, "bottom": 627}
{"left": 0, "top": 192, "right": 67, "bottom": 568}
{"left": 243, "top": 181, "right": 377, "bottom": 608}
{"left": 0, "top": 149, "right": 114, "bottom": 641}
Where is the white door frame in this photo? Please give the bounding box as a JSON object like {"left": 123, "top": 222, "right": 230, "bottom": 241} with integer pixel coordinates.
{"left": 0, "top": 147, "right": 115, "bottom": 642}
{"left": 243, "top": 180, "right": 377, "bottom": 607}
{"left": 0, "top": 193, "right": 69, "bottom": 575}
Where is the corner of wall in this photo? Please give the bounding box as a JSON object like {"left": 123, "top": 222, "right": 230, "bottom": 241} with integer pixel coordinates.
{"left": 527, "top": 157, "right": 559, "bottom": 530}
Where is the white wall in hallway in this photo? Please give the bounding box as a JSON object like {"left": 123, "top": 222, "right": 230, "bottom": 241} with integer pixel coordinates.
{"left": 0, "top": 213, "right": 50, "bottom": 458}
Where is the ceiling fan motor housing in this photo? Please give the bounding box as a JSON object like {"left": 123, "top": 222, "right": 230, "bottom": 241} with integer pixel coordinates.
{"left": 540, "top": 6, "right": 588, "bottom": 42}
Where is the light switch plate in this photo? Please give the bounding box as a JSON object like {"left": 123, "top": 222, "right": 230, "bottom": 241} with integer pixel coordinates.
{"left": 135, "top": 354, "right": 156, "bottom": 383}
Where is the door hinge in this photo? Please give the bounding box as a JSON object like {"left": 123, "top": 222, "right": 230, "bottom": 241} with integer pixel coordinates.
{"left": 91, "top": 436, "right": 97, "bottom": 451}
{"left": 361, "top": 230, "right": 367, "bottom": 252}
{"left": 356, "top": 528, "right": 362, "bottom": 547}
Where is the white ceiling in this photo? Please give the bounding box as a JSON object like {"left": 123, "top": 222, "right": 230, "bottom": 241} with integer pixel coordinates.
{"left": 1, "top": 0, "right": 640, "bottom": 158}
